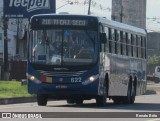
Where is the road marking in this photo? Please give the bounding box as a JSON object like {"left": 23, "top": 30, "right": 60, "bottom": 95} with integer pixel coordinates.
{"left": 147, "top": 118, "right": 160, "bottom": 121}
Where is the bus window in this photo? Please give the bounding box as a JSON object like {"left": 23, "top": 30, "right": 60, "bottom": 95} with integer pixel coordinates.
{"left": 30, "top": 29, "right": 98, "bottom": 65}
{"left": 114, "top": 29, "right": 118, "bottom": 54}
{"left": 117, "top": 30, "right": 121, "bottom": 55}
{"left": 131, "top": 34, "right": 136, "bottom": 57}
{"left": 112, "top": 29, "right": 115, "bottom": 41}
{"left": 144, "top": 37, "right": 147, "bottom": 58}
{"left": 111, "top": 29, "right": 115, "bottom": 54}
{"left": 137, "top": 36, "right": 141, "bottom": 58}
{"left": 126, "top": 33, "right": 129, "bottom": 56}
{"left": 122, "top": 32, "right": 126, "bottom": 55}
{"left": 108, "top": 28, "right": 112, "bottom": 40}
{"left": 136, "top": 35, "right": 139, "bottom": 57}
{"left": 104, "top": 27, "right": 109, "bottom": 52}
{"left": 120, "top": 31, "right": 123, "bottom": 55}
{"left": 128, "top": 33, "right": 132, "bottom": 56}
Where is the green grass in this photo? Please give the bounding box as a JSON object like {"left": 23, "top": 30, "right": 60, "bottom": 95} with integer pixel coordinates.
{"left": 147, "top": 87, "right": 155, "bottom": 91}
{"left": 0, "top": 81, "right": 33, "bottom": 99}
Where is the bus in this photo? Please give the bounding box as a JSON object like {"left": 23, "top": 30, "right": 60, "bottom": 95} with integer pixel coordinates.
{"left": 27, "top": 14, "right": 147, "bottom": 106}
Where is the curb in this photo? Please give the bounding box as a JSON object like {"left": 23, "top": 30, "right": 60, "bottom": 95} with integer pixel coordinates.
{"left": 0, "top": 97, "right": 36, "bottom": 105}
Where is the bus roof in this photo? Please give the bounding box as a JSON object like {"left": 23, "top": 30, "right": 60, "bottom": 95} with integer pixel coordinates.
{"left": 98, "top": 17, "right": 146, "bottom": 36}
{"left": 31, "top": 14, "right": 146, "bottom": 36}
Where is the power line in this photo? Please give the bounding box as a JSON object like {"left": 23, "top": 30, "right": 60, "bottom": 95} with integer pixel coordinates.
{"left": 61, "top": 0, "right": 111, "bottom": 11}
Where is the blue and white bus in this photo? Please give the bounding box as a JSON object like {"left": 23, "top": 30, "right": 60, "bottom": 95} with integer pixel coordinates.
{"left": 27, "top": 14, "right": 147, "bottom": 106}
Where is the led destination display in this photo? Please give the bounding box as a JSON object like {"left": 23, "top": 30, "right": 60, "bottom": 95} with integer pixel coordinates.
{"left": 42, "top": 19, "right": 87, "bottom": 26}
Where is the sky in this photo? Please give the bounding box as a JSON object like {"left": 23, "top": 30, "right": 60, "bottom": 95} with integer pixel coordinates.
{"left": 56, "top": 0, "right": 160, "bottom": 32}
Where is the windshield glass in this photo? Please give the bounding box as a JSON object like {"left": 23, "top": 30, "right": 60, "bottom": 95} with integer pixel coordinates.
{"left": 29, "top": 29, "right": 98, "bottom": 66}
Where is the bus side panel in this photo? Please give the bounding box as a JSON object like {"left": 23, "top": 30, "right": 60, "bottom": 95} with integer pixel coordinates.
{"left": 108, "top": 54, "right": 147, "bottom": 97}
{"left": 135, "top": 59, "right": 146, "bottom": 96}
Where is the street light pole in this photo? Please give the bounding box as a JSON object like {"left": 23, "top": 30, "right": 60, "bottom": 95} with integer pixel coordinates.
{"left": 3, "top": 17, "right": 9, "bottom": 80}
{"left": 88, "top": 0, "right": 91, "bottom": 15}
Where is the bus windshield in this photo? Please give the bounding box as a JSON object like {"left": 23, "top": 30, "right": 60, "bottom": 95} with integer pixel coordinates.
{"left": 29, "top": 29, "right": 98, "bottom": 66}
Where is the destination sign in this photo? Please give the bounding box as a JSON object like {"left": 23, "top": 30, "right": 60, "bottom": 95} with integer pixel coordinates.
{"left": 41, "top": 19, "right": 87, "bottom": 26}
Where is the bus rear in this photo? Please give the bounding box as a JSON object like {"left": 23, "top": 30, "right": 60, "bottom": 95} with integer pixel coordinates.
{"left": 27, "top": 14, "right": 105, "bottom": 106}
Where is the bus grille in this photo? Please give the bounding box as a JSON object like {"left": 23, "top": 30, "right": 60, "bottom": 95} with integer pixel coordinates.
{"left": 39, "top": 71, "right": 86, "bottom": 77}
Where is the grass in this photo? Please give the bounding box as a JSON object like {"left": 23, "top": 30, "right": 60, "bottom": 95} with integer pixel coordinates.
{"left": 146, "top": 87, "right": 155, "bottom": 91}
{"left": 0, "top": 80, "right": 34, "bottom": 99}
{"left": 145, "top": 87, "right": 156, "bottom": 95}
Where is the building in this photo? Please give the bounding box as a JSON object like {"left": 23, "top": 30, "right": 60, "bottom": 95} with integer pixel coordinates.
{"left": 112, "top": 0, "right": 146, "bottom": 29}
{"left": 0, "top": 5, "right": 27, "bottom": 62}
{"left": 147, "top": 32, "right": 160, "bottom": 57}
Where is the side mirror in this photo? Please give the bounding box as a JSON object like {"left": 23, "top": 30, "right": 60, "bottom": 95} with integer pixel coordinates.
{"left": 100, "top": 33, "right": 107, "bottom": 44}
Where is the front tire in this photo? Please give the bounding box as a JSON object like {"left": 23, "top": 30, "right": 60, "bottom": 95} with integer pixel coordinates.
{"left": 75, "top": 99, "right": 83, "bottom": 105}
{"left": 37, "top": 94, "right": 48, "bottom": 106}
{"left": 67, "top": 99, "right": 75, "bottom": 104}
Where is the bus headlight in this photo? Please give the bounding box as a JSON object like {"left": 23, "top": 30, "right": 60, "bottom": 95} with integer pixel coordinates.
{"left": 89, "top": 76, "right": 95, "bottom": 82}
{"left": 82, "top": 74, "right": 99, "bottom": 85}
{"left": 26, "top": 73, "right": 41, "bottom": 84}
{"left": 30, "top": 76, "right": 35, "bottom": 81}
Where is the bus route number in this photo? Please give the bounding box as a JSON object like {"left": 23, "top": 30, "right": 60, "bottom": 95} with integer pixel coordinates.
{"left": 71, "top": 77, "right": 82, "bottom": 83}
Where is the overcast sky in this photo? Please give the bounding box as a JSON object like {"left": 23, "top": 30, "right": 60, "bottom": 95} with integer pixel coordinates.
{"left": 57, "top": 0, "right": 160, "bottom": 32}
{"left": 0, "top": 0, "right": 159, "bottom": 31}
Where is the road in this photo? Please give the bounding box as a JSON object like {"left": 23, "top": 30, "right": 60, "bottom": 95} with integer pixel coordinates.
{"left": 0, "top": 94, "right": 160, "bottom": 121}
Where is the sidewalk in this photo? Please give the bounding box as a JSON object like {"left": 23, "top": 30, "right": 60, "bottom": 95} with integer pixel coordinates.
{"left": 0, "top": 97, "right": 36, "bottom": 105}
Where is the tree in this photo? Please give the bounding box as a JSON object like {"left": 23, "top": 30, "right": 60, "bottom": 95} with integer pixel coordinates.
{"left": 148, "top": 55, "right": 160, "bottom": 65}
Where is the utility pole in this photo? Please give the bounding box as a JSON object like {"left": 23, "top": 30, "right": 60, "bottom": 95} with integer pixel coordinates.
{"left": 16, "top": 18, "right": 20, "bottom": 54}
{"left": 120, "top": 0, "right": 123, "bottom": 23}
{"left": 3, "top": 17, "right": 9, "bottom": 80}
{"left": 88, "top": 0, "right": 91, "bottom": 15}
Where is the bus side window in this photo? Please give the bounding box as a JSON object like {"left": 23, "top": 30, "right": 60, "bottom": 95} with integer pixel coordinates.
{"left": 128, "top": 33, "right": 132, "bottom": 57}
{"left": 131, "top": 34, "right": 136, "bottom": 57}
{"left": 141, "top": 36, "right": 144, "bottom": 58}
{"left": 114, "top": 29, "right": 118, "bottom": 54}
{"left": 123, "top": 32, "right": 126, "bottom": 55}
{"left": 136, "top": 35, "right": 139, "bottom": 58}
{"left": 117, "top": 30, "right": 121, "bottom": 55}
{"left": 120, "top": 31, "right": 123, "bottom": 55}
{"left": 142, "top": 36, "right": 146, "bottom": 59}
{"left": 104, "top": 27, "right": 109, "bottom": 52}
{"left": 126, "top": 33, "right": 129, "bottom": 56}
{"left": 144, "top": 37, "right": 147, "bottom": 59}
{"left": 112, "top": 29, "right": 115, "bottom": 54}
{"left": 138, "top": 36, "right": 142, "bottom": 58}
{"left": 108, "top": 28, "right": 112, "bottom": 53}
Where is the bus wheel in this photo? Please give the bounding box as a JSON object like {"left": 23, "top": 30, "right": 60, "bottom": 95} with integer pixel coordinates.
{"left": 75, "top": 99, "right": 83, "bottom": 105}
{"left": 124, "top": 80, "right": 135, "bottom": 104}
{"left": 130, "top": 84, "right": 136, "bottom": 104}
{"left": 67, "top": 99, "right": 75, "bottom": 104}
{"left": 96, "top": 96, "right": 106, "bottom": 106}
{"left": 113, "top": 97, "right": 123, "bottom": 104}
{"left": 37, "top": 94, "right": 48, "bottom": 106}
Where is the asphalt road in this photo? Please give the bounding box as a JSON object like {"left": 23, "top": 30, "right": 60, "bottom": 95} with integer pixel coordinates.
{"left": 0, "top": 94, "right": 160, "bottom": 121}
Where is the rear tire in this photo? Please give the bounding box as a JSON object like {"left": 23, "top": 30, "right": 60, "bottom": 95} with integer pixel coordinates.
{"left": 130, "top": 84, "right": 136, "bottom": 104}
{"left": 113, "top": 97, "right": 123, "bottom": 104}
{"left": 37, "top": 94, "right": 48, "bottom": 106}
{"left": 96, "top": 95, "right": 106, "bottom": 106}
{"left": 124, "top": 80, "right": 135, "bottom": 104}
